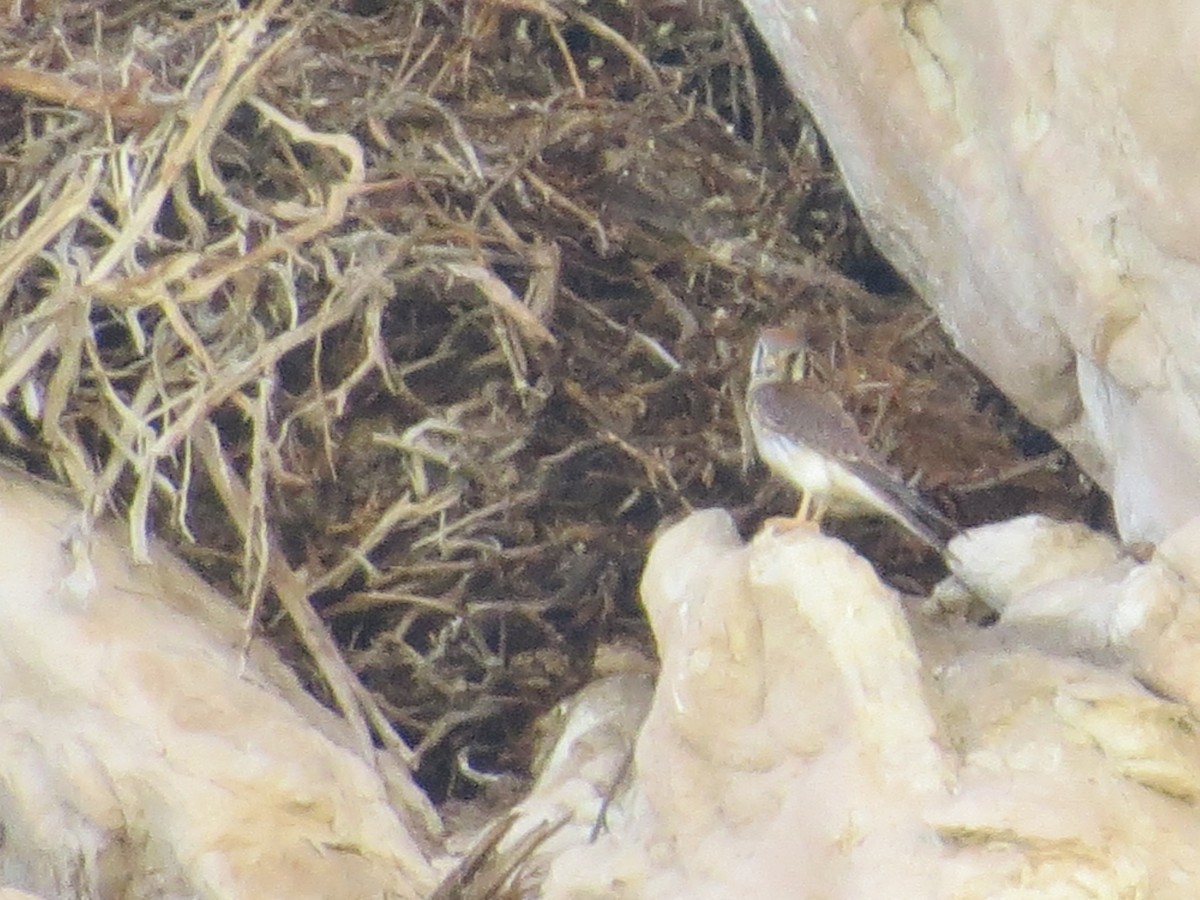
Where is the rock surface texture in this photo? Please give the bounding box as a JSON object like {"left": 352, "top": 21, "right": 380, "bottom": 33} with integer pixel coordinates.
{"left": 0, "top": 468, "right": 436, "bottom": 899}
{"left": 514, "top": 511, "right": 1200, "bottom": 897}
{"left": 738, "top": 0, "right": 1200, "bottom": 544}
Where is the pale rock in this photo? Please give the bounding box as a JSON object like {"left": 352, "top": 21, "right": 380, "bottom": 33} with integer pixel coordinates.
{"left": 516, "top": 511, "right": 1200, "bottom": 897}
{"left": 737, "top": 0, "right": 1200, "bottom": 544}
{"left": 0, "top": 467, "right": 436, "bottom": 899}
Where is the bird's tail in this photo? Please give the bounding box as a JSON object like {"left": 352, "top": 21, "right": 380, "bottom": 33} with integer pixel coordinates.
{"left": 888, "top": 482, "right": 959, "bottom": 551}
{"left": 854, "top": 468, "right": 959, "bottom": 552}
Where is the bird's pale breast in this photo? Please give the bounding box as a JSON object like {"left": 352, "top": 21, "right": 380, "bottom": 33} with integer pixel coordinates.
{"left": 751, "top": 417, "right": 884, "bottom": 517}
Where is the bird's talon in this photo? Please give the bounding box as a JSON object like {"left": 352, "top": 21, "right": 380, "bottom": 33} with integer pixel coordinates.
{"left": 763, "top": 515, "right": 822, "bottom": 535}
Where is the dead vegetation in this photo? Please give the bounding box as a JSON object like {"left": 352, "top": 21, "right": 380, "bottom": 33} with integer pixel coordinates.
{"left": 0, "top": 0, "right": 1108, "bottom": 808}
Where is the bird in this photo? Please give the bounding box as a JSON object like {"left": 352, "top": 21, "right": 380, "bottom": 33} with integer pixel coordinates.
{"left": 746, "top": 326, "right": 958, "bottom": 551}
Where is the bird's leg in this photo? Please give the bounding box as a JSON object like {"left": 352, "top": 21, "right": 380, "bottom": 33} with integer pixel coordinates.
{"left": 764, "top": 489, "right": 822, "bottom": 534}
{"left": 797, "top": 489, "right": 813, "bottom": 522}
{"left": 810, "top": 497, "right": 828, "bottom": 527}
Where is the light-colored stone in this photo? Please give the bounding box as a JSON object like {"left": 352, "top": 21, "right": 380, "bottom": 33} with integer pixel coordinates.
{"left": 514, "top": 512, "right": 1200, "bottom": 897}
{"left": 739, "top": 0, "right": 1200, "bottom": 543}
{"left": 0, "top": 467, "right": 436, "bottom": 900}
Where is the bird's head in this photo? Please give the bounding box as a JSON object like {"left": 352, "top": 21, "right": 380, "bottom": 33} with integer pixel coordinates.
{"left": 750, "top": 326, "right": 808, "bottom": 385}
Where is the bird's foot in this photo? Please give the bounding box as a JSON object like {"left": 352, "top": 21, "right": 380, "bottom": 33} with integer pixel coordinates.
{"left": 761, "top": 493, "right": 825, "bottom": 535}
{"left": 762, "top": 515, "right": 822, "bottom": 535}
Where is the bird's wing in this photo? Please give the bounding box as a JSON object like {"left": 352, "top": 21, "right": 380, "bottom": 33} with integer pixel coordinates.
{"left": 748, "top": 381, "right": 878, "bottom": 463}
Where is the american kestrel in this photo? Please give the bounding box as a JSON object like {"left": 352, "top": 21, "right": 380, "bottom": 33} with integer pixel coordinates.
{"left": 746, "top": 326, "right": 957, "bottom": 550}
